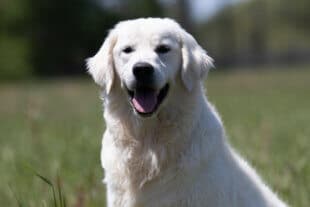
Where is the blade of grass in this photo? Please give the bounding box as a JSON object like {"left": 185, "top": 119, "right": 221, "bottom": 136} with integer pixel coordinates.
{"left": 23, "top": 164, "right": 69, "bottom": 207}
{"left": 62, "top": 193, "right": 67, "bottom": 207}
{"left": 8, "top": 184, "right": 23, "bottom": 207}
{"left": 34, "top": 172, "right": 58, "bottom": 207}
{"left": 23, "top": 164, "right": 59, "bottom": 207}
{"left": 57, "top": 175, "right": 63, "bottom": 207}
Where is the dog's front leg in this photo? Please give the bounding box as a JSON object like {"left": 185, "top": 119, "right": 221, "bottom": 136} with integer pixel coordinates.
{"left": 106, "top": 184, "right": 136, "bottom": 207}
{"left": 106, "top": 185, "right": 121, "bottom": 207}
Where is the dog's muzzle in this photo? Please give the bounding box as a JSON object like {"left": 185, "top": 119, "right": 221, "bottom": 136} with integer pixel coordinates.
{"left": 126, "top": 62, "right": 169, "bottom": 117}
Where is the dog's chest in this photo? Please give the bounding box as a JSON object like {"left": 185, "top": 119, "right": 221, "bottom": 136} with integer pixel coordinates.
{"left": 128, "top": 169, "right": 210, "bottom": 207}
{"left": 102, "top": 141, "right": 210, "bottom": 207}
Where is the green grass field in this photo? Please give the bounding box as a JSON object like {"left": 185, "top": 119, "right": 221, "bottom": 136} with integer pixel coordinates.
{"left": 1, "top": 66, "right": 309, "bottom": 206}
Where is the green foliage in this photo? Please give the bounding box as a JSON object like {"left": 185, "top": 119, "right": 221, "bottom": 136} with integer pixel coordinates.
{"left": 34, "top": 173, "right": 67, "bottom": 207}
{"left": 25, "top": 0, "right": 121, "bottom": 76}
{"left": 0, "top": 0, "right": 32, "bottom": 79}
{"left": 0, "top": 66, "right": 309, "bottom": 206}
{"left": 0, "top": 36, "right": 31, "bottom": 79}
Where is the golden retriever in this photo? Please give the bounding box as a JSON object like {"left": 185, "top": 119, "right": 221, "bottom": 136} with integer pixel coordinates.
{"left": 87, "top": 18, "right": 287, "bottom": 207}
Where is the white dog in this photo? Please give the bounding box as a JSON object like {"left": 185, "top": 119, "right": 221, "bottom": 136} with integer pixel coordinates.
{"left": 87, "top": 18, "right": 287, "bottom": 207}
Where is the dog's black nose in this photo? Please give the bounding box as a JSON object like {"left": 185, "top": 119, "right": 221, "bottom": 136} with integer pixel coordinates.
{"left": 133, "top": 62, "right": 154, "bottom": 81}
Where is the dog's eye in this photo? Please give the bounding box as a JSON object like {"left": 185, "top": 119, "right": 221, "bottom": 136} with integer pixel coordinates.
{"left": 155, "top": 45, "right": 171, "bottom": 54}
{"left": 122, "top": 46, "right": 134, "bottom": 54}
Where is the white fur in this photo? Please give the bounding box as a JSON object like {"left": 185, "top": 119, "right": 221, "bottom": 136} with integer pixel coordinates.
{"left": 87, "top": 18, "right": 287, "bottom": 207}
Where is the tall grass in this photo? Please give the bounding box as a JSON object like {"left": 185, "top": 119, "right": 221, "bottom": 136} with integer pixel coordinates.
{"left": 35, "top": 173, "right": 66, "bottom": 207}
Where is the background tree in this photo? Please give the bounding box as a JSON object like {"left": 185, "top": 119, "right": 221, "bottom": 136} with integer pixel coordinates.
{"left": 26, "top": 0, "right": 120, "bottom": 76}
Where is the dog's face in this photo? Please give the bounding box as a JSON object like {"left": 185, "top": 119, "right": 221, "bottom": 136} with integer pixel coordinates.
{"left": 87, "top": 18, "right": 213, "bottom": 117}
{"left": 112, "top": 21, "right": 182, "bottom": 117}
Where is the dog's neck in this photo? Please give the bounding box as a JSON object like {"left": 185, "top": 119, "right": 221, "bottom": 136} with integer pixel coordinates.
{"left": 101, "top": 83, "right": 224, "bottom": 190}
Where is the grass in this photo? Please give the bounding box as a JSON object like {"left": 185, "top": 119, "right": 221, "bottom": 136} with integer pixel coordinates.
{"left": 0, "top": 66, "right": 309, "bottom": 206}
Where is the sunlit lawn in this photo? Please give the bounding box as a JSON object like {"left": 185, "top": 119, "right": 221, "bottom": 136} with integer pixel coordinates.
{"left": 0, "top": 66, "right": 309, "bottom": 206}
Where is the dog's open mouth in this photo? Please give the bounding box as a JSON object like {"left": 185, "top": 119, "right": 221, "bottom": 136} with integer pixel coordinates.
{"left": 126, "top": 84, "right": 169, "bottom": 117}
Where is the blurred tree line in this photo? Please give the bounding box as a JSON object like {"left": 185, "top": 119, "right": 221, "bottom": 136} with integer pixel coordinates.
{"left": 1, "top": 0, "right": 120, "bottom": 79}
{"left": 199, "top": 0, "right": 310, "bottom": 67}
{"left": 0, "top": 0, "right": 309, "bottom": 79}
{"left": 98, "top": 0, "right": 310, "bottom": 67}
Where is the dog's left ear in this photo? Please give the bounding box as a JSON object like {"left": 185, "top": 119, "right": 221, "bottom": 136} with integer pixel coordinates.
{"left": 181, "top": 31, "right": 214, "bottom": 91}
{"left": 86, "top": 31, "right": 117, "bottom": 94}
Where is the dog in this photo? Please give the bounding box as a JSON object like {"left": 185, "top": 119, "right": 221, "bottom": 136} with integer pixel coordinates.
{"left": 87, "top": 18, "right": 287, "bottom": 207}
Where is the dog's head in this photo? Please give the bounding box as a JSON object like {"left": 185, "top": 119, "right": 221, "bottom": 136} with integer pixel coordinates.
{"left": 87, "top": 18, "right": 213, "bottom": 117}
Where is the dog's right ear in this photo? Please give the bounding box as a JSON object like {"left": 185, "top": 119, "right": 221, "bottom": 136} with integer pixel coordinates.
{"left": 86, "top": 31, "right": 117, "bottom": 94}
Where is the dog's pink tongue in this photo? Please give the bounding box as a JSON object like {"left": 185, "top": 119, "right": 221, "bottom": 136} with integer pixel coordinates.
{"left": 132, "top": 90, "right": 157, "bottom": 113}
